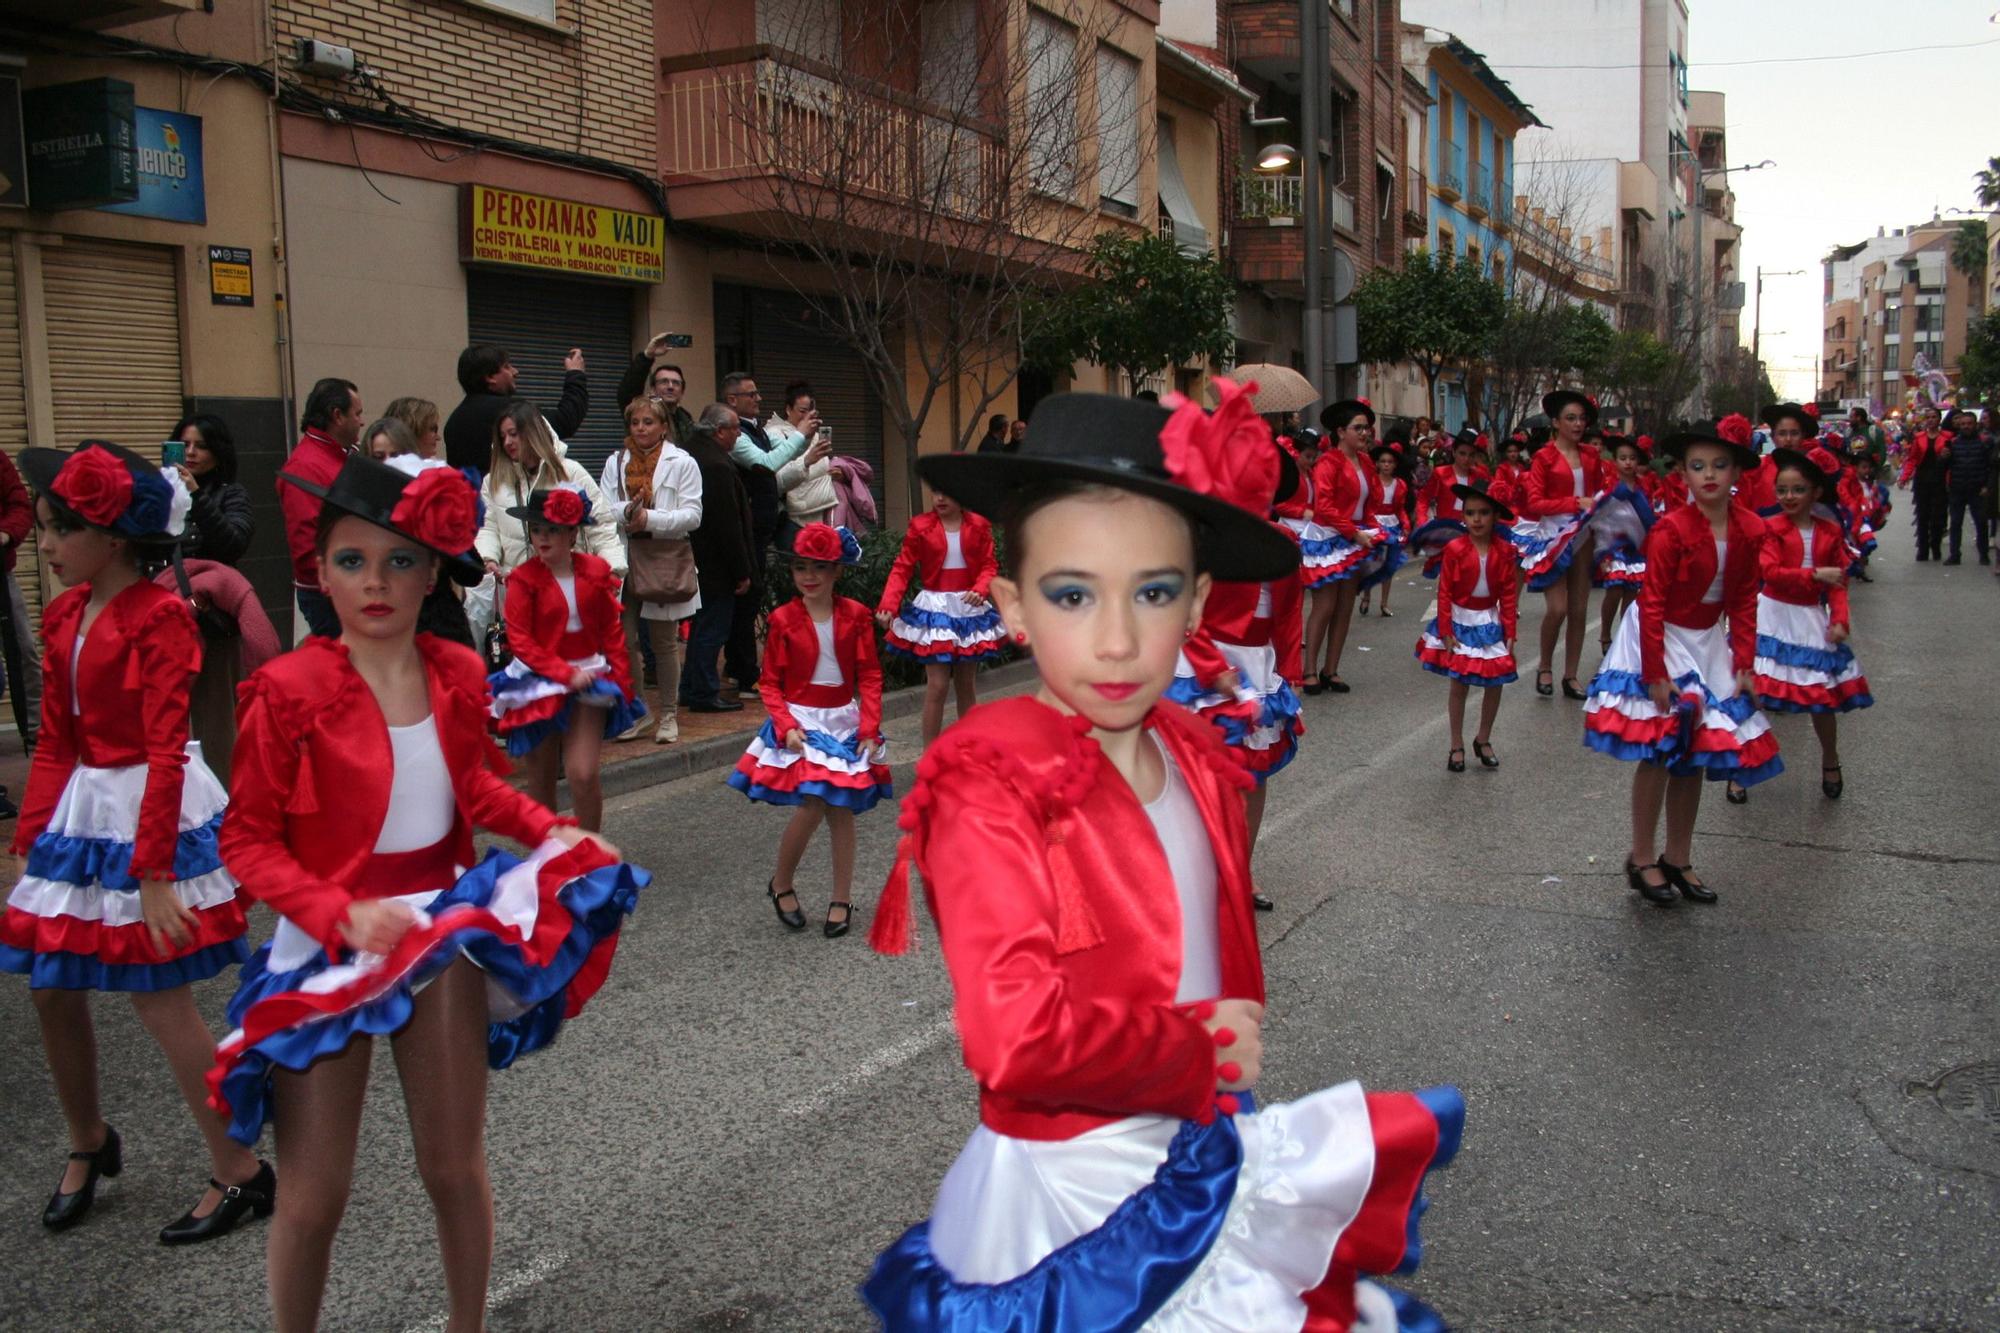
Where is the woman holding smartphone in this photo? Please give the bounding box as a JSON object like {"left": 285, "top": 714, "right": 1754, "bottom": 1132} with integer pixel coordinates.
{"left": 168, "top": 416, "right": 254, "bottom": 566}
{"left": 770, "top": 382, "right": 839, "bottom": 535}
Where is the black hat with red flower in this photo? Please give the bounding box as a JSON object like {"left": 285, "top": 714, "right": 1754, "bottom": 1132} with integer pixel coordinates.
{"left": 507, "top": 486, "right": 591, "bottom": 530}
{"left": 20, "top": 440, "right": 192, "bottom": 547}
{"left": 280, "top": 453, "right": 482, "bottom": 579}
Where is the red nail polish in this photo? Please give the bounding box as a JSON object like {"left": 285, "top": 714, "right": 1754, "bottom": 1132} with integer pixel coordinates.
{"left": 1212, "top": 1027, "right": 1235, "bottom": 1047}
{"left": 1217, "top": 1061, "right": 1242, "bottom": 1083}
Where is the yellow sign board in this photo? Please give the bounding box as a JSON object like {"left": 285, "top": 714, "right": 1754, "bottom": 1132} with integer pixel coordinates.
{"left": 460, "top": 184, "right": 663, "bottom": 284}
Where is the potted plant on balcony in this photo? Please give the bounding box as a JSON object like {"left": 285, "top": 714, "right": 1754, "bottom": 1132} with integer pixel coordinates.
{"left": 1238, "top": 176, "right": 1298, "bottom": 224}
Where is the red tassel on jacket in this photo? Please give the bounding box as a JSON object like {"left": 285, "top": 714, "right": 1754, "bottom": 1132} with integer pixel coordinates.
{"left": 870, "top": 836, "right": 915, "bottom": 955}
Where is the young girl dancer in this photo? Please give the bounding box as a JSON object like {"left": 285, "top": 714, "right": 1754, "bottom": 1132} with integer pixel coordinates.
{"left": 209, "top": 455, "right": 644, "bottom": 1329}
{"left": 730, "top": 523, "right": 890, "bottom": 938}
{"left": 1594, "top": 435, "right": 1654, "bottom": 654}
{"left": 1583, "top": 426, "right": 1782, "bottom": 907}
{"left": 4, "top": 441, "right": 264, "bottom": 1242}
{"left": 1303, "top": 399, "right": 1382, "bottom": 694}
{"left": 877, "top": 488, "right": 1004, "bottom": 747}
{"left": 1740, "top": 447, "right": 1873, "bottom": 802}
{"left": 1357, "top": 443, "right": 1413, "bottom": 617}
{"left": 488, "top": 486, "right": 646, "bottom": 831}
{"left": 1417, "top": 484, "right": 1520, "bottom": 772}
{"left": 1520, "top": 391, "right": 1607, "bottom": 700}
{"left": 865, "top": 392, "right": 1464, "bottom": 1332}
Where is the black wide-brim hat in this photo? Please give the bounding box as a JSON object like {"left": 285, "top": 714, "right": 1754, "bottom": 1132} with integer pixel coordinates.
{"left": 505, "top": 488, "right": 587, "bottom": 529}
{"left": 1274, "top": 445, "right": 1302, "bottom": 508}
{"left": 1660, "top": 429, "right": 1759, "bottom": 471}
{"left": 20, "top": 441, "right": 181, "bottom": 547}
{"left": 1451, "top": 482, "right": 1514, "bottom": 522}
{"left": 1768, "top": 448, "right": 1829, "bottom": 495}
{"left": 917, "top": 394, "right": 1299, "bottom": 583}
{"left": 281, "top": 454, "right": 484, "bottom": 581}
{"left": 1319, "top": 399, "right": 1376, "bottom": 432}
{"left": 1760, "top": 403, "right": 1817, "bottom": 438}
{"left": 1542, "top": 390, "right": 1597, "bottom": 425}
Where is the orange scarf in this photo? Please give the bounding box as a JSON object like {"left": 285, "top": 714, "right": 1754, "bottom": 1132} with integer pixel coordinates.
{"left": 623, "top": 438, "right": 662, "bottom": 509}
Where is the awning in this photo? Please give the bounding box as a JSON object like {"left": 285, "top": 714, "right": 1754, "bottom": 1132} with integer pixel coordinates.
{"left": 1157, "top": 123, "right": 1210, "bottom": 256}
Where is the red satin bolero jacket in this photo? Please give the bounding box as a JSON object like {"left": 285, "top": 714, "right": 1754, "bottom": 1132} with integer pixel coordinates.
{"left": 1310, "top": 448, "right": 1378, "bottom": 538}
{"left": 1273, "top": 437, "right": 1312, "bottom": 521}
{"left": 877, "top": 512, "right": 997, "bottom": 610}
{"left": 14, "top": 581, "right": 200, "bottom": 881}
{"left": 1416, "top": 463, "right": 1490, "bottom": 524}
{"left": 1184, "top": 571, "right": 1304, "bottom": 688}
{"left": 759, "top": 597, "right": 885, "bottom": 742}
{"left": 1434, "top": 535, "right": 1520, "bottom": 643}
{"left": 1758, "top": 514, "right": 1851, "bottom": 627}
{"left": 222, "top": 635, "right": 564, "bottom": 956}
{"left": 503, "top": 552, "right": 633, "bottom": 695}
{"left": 1521, "top": 443, "right": 1607, "bottom": 518}
{"left": 896, "top": 696, "right": 1265, "bottom": 1141}
{"left": 1735, "top": 456, "right": 1778, "bottom": 514}
{"left": 1636, "top": 503, "right": 1765, "bottom": 685}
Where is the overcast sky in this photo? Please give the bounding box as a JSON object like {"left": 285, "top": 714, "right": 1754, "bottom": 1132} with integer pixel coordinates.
{"left": 1677, "top": 2, "right": 2000, "bottom": 403}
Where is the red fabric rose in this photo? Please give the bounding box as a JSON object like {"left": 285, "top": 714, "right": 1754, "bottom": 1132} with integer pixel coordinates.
{"left": 390, "top": 467, "right": 478, "bottom": 553}
{"left": 791, "top": 522, "right": 843, "bottom": 563}
{"left": 52, "top": 446, "right": 133, "bottom": 527}
{"left": 542, "top": 488, "right": 586, "bottom": 526}
{"left": 1802, "top": 402, "right": 1820, "bottom": 419}
{"left": 1716, "top": 413, "right": 1753, "bottom": 447}
{"left": 1807, "top": 446, "right": 1842, "bottom": 477}
{"left": 1159, "top": 377, "right": 1281, "bottom": 516}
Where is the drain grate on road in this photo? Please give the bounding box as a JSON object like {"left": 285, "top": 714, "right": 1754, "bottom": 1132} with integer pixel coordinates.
{"left": 1906, "top": 1061, "right": 2000, "bottom": 1135}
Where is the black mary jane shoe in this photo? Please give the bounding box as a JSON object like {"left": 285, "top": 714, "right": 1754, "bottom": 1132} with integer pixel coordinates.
{"left": 1472, "top": 739, "right": 1499, "bottom": 769}
{"left": 767, "top": 880, "right": 808, "bottom": 931}
{"left": 159, "top": 1161, "right": 275, "bottom": 1246}
{"left": 1625, "top": 860, "right": 1678, "bottom": 907}
{"left": 1822, "top": 765, "right": 1844, "bottom": 800}
{"left": 1302, "top": 675, "right": 1325, "bottom": 697}
{"left": 1725, "top": 780, "right": 1748, "bottom": 805}
{"left": 1322, "top": 673, "right": 1351, "bottom": 695}
{"left": 43, "top": 1125, "right": 121, "bottom": 1231}
{"left": 1560, "top": 676, "right": 1587, "bottom": 701}
{"left": 823, "top": 901, "right": 854, "bottom": 940}
{"left": 1447, "top": 746, "right": 1466, "bottom": 773}
{"left": 1251, "top": 892, "right": 1275, "bottom": 912}
{"left": 1535, "top": 669, "right": 1554, "bottom": 697}
{"left": 1661, "top": 862, "right": 1717, "bottom": 904}
{"left": 1378, "top": 607, "right": 1394, "bottom": 619}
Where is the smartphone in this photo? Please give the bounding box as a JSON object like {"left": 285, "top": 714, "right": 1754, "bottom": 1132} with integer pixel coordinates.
{"left": 161, "top": 439, "right": 185, "bottom": 467}
{"left": 815, "top": 425, "right": 833, "bottom": 446}
{"left": 662, "top": 333, "right": 693, "bottom": 348}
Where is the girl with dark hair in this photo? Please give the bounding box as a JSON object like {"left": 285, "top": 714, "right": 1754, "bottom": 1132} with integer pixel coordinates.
{"left": 1357, "top": 443, "right": 1413, "bottom": 617}
{"left": 877, "top": 487, "right": 1005, "bottom": 747}
{"left": 171, "top": 414, "right": 254, "bottom": 565}
{"left": 1302, "top": 399, "right": 1382, "bottom": 694}
{"left": 1417, "top": 484, "right": 1520, "bottom": 771}
{"left": 3, "top": 442, "right": 265, "bottom": 1243}
{"left": 1519, "top": 391, "right": 1607, "bottom": 700}
{"left": 863, "top": 392, "right": 1464, "bottom": 1331}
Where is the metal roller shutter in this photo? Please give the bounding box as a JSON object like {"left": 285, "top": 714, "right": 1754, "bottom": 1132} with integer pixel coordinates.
{"left": 465, "top": 270, "right": 634, "bottom": 477}
{"left": 713, "top": 283, "right": 885, "bottom": 479}
{"left": 0, "top": 244, "right": 34, "bottom": 641}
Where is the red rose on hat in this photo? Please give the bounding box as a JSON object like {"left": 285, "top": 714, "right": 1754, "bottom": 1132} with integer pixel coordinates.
{"left": 1802, "top": 402, "right": 1820, "bottom": 418}
{"left": 391, "top": 467, "right": 478, "bottom": 553}
{"left": 52, "top": 446, "right": 134, "bottom": 528}
{"left": 1716, "top": 413, "right": 1753, "bottom": 447}
{"left": 1160, "top": 377, "right": 1280, "bottom": 516}
{"left": 792, "top": 522, "right": 844, "bottom": 563}
{"left": 542, "top": 488, "right": 586, "bottom": 527}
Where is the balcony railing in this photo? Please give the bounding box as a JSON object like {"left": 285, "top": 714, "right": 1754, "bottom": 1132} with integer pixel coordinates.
{"left": 1467, "top": 163, "right": 1491, "bottom": 215}
{"left": 661, "top": 54, "right": 1004, "bottom": 220}
{"left": 1492, "top": 185, "right": 1512, "bottom": 227}
{"left": 1437, "top": 142, "right": 1464, "bottom": 199}
{"left": 1404, "top": 167, "right": 1428, "bottom": 234}
{"left": 1238, "top": 173, "right": 1303, "bottom": 220}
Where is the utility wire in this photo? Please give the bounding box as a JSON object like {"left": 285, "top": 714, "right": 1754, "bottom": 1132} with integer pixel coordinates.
{"left": 1485, "top": 37, "right": 2000, "bottom": 71}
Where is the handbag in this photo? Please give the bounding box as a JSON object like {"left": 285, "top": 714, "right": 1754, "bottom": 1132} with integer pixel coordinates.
{"left": 626, "top": 532, "right": 698, "bottom": 604}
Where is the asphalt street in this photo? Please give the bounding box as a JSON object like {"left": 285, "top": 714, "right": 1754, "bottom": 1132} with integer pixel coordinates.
{"left": 0, "top": 504, "right": 1995, "bottom": 1331}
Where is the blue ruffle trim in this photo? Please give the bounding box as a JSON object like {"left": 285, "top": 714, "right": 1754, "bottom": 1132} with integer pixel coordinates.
{"left": 498, "top": 679, "right": 647, "bottom": 757}
{"left": 215, "top": 849, "right": 647, "bottom": 1145}
{"left": 1433, "top": 618, "right": 1505, "bottom": 650}
{"left": 1754, "top": 634, "right": 1855, "bottom": 675}
{"left": 726, "top": 770, "right": 892, "bottom": 813}
{"left": 1760, "top": 690, "right": 1874, "bottom": 716}
{"left": 891, "top": 603, "right": 1004, "bottom": 634}
{"left": 1418, "top": 660, "right": 1519, "bottom": 687}
{"left": 0, "top": 936, "right": 248, "bottom": 992}
{"left": 1357, "top": 540, "right": 1407, "bottom": 593}
{"left": 862, "top": 1114, "right": 1242, "bottom": 1332}
{"left": 1399, "top": 1086, "right": 1466, "bottom": 1276}
{"left": 883, "top": 640, "right": 1005, "bottom": 665}
{"left": 23, "top": 811, "right": 226, "bottom": 893}
{"left": 1583, "top": 670, "right": 1784, "bottom": 786}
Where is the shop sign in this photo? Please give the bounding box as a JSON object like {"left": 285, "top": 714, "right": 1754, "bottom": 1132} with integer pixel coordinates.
{"left": 459, "top": 184, "right": 663, "bottom": 284}
{"left": 24, "top": 78, "right": 137, "bottom": 211}
{"left": 100, "top": 108, "right": 205, "bottom": 224}
{"left": 0, "top": 72, "right": 26, "bottom": 209}
{"left": 208, "top": 245, "right": 252, "bottom": 307}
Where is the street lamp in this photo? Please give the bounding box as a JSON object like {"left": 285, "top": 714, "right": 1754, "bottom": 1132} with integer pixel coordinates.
{"left": 1691, "top": 159, "right": 1776, "bottom": 409}
{"left": 1752, "top": 265, "right": 1803, "bottom": 370}
{"left": 1257, "top": 143, "right": 1300, "bottom": 173}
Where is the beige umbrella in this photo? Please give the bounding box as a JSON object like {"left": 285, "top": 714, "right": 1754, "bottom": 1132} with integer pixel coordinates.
{"left": 1223, "top": 363, "right": 1319, "bottom": 414}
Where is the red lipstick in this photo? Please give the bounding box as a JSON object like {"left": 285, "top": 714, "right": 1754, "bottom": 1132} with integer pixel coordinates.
{"left": 1091, "top": 682, "right": 1140, "bottom": 701}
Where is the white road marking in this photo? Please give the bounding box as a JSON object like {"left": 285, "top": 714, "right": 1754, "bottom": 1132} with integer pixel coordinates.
{"left": 401, "top": 1247, "right": 571, "bottom": 1332}
{"left": 782, "top": 1014, "right": 958, "bottom": 1118}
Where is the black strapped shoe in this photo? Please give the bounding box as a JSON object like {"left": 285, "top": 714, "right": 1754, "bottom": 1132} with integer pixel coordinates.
{"left": 43, "top": 1124, "right": 122, "bottom": 1231}
{"left": 1625, "top": 861, "right": 1678, "bottom": 907}
{"left": 1661, "top": 862, "right": 1717, "bottom": 904}
{"left": 824, "top": 901, "right": 854, "bottom": 939}
{"left": 768, "top": 880, "right": 807, "bottom": 931}
{"left": 159, "top": 1161, "right": 276, "bottom": 1245}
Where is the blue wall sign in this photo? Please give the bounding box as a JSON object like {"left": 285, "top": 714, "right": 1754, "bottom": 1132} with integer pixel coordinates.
{"left": 98, "top": 107, "right": 204, "bottom": 224}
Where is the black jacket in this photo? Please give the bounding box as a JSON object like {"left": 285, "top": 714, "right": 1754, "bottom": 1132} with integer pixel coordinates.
{"left": 182, "top": 480, "right": 254, "bottom": 565}
{"left": 614, "top": 354, "right": 697, "bottom": 444}
{"left": 734, "top": 417, "right": 783, "bottom": 549}
{"left": 443, "top": 371, "right": 588, "bottom": 475}
{"left": 684, "top": 435, "right": 755, "bottom": 600}
{"left": 1946, "top": 431, "right": 1993, "bottom": 493}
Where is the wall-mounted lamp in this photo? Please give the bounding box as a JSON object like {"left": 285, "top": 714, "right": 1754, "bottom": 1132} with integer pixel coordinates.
{"left": 1257, "top": 143, "right": 1300, "bottom": 172}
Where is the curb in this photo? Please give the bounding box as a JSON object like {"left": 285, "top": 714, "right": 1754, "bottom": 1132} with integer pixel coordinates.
{"left": 566, "top": 658, "right": 1044, "bottom": 807}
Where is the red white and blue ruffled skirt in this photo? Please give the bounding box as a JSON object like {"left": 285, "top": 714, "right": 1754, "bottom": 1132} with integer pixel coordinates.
{"left": 1281, "top": 517, "right": 1372, "bottom": 589}
{"left": 1, "top": 746, "right": 246, "bottom": 991}
{"left": 1405, "top": 518, "right": 1466, "bottom": 581}
{"left": 1356, "top": 519, "right": 1408, "bottom": 594}
{"left": 1165, "top": 641, "right": 1304, "bottom": 783}
{"left": 728, "top": 695, "right": 892, "bottom": 813}
{"left": 884, "top": 590, "right": 1006, "bottom": 665}
{"left": 489, "top": 652, "right": 647, "bottom": 757}
{"left": 863, "top": 1082, "right": 1464, "bottom": 1332}
{"left": 207, "top": 838, "right": 646, "bottom": 1146}
{"left": 1415, "top": 603, "right": 1517, "bottom": 687}
{"left": 1583, "top": 603, "right": 1784, "bottom": 785}
{"left": 1752, "top": 596, "right": 1873, "bottom": 714}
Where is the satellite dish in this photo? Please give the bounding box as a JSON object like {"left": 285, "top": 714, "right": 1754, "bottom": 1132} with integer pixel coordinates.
{"left": 1332, "top": 249, "right": 1356, "bottom": 304}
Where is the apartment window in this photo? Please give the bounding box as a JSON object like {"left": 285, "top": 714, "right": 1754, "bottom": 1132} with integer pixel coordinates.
{"left": 757, "top": 0, "right": 842, "bottom": 66}
{"left": 1467, "top": 241, "right": 1482, "bottom": 273}
{"left": 1915, "top": 303, "right": 1943, "bottom": 333}
{"left": 1096, "top": 44, "right": 1141, "bottom": 216}
{"left": 470, "top": 0, "right": 558, "bottom": 22}
{"left": 1437, "top": 223, "right": 1455, "bottom": 256}
{"left": 1026, "top": 10, "right": 1080, "bottom": 198}
{"left": 1377, "top": 162, "right": 1395, "bottom": 223}
{"left": 1884, "top": 345, "right": 1900, "bottom": 372}
{"left": 1669, "top": 51, "right": 1689, "bottom": 107}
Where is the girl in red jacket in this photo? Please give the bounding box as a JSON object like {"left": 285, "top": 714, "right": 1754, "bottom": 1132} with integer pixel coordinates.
{"left": 1584, "top": 427, "right": 1782, "bottom": 907}
{"left": 205, "top": 455, "right": 640, "bottom": 1330}
{"left": 4, "top": 442, "right": 264, "bottom": 1243}
{"left": 1302, "top": 399, "right": 1383, "bottom": 694}
{"left": 1744, "top": 447, "right": 1873, "bottom": 801}
{"left": 1592, "top": 435, "right": 1656, "bottom": 654}
{"left": 1417, "top": 484, "right": 1520, "bottom": 770}
{"left": 730, "top": 522, "right": 890, "bottom": 938}
{"left": 864, "top": 390, "right": 1463, "bottom": 1333}
{"left": 876, "top": 489, "right": 1004, "bottom": 747}
{"left": 1519, "top": 391, "right": 1608, "bottom": 700}
{"left": 487, "top": 485, "right": 644, "bottom": 831}
{"left": 1357, "top": 443, "right": 1413, "bottom": 617}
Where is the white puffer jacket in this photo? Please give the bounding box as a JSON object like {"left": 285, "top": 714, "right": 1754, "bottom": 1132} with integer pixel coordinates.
{"left": 475, "top": 441, "right": 625, "bottom": 576}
